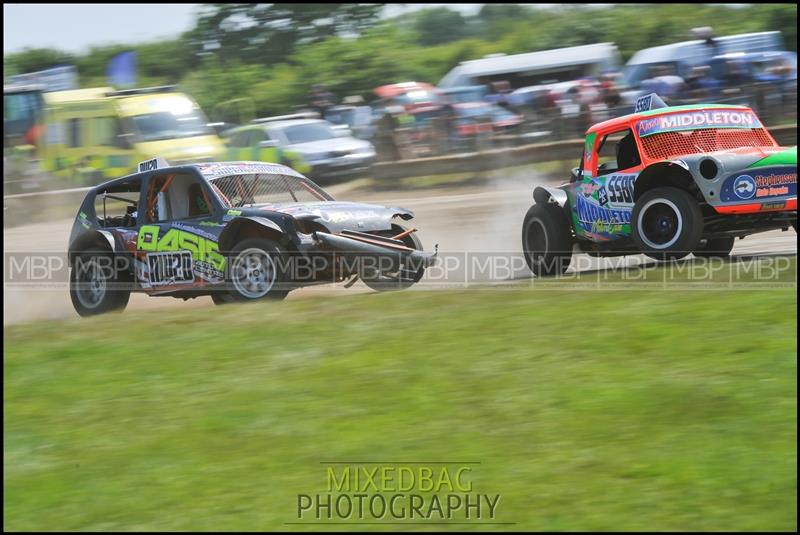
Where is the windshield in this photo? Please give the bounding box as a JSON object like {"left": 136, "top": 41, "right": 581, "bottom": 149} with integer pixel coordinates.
{"left": 325, "top": 109, "right": 355, "bottom": 126}
{"left": 456, "top": 105, "right": 493, "bottom": 118}
{"left": 131, "top": 110, "right": 213, "bottom": 142}
{"left": 4, "top": 90, "right": 44, "bottom": 143}
{"left": 639, "top": 128, "right": 775, "bottom": 160}
{"left": 624, "top": 61, "right": 681, "bottom": 87}
{"left": 444, "top": 88, "right": 486, "bottom": 104}
{"left": 635, "top": 109, "right": 774, "bottom": 159}
{"left": 210, "top": 173, "right": 333, "bottom": 207}
{"left": 492, "top": 107, "right": 519, "bottom": 121}
{"left": 278, "top": 122, "right": 336, "bottom": 144}
{"left": 394, "top": 90, "right": 441, "bottom": 106}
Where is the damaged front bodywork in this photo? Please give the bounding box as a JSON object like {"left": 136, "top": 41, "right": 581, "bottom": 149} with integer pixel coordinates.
{"left": 314, "top": 229, "right": 438, "bottom": 267}
{"left": 68, "top": 159, "right": 437, "bottom": 313}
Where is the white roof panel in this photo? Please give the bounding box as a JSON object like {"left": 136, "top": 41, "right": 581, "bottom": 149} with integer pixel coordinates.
{"left": 439, "top": 43, "right": 620, "bottom": 87}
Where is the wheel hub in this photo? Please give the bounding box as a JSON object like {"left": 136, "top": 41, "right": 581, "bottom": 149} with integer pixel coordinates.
{"left": 638, "top": 199, "right": 683, "bottom": 250}
{"left": 232, "top": 249, "right": 277, "bottom": 298}
{"left": 77, "top": 260, "right": 107, "bottom": 308}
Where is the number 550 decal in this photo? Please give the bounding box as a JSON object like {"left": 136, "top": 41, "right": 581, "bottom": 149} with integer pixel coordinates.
{"left": 606, "top": 174, "right": 636, "bottom": 205}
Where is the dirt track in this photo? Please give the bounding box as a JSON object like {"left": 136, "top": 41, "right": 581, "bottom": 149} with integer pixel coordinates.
{"left": 4, "top": 171, "right": 797, "bottom": 325}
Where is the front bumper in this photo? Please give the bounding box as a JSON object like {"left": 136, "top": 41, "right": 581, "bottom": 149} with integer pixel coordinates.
{"left": 713, "top": 197, "right": 797, "bottom": 215}
{"left": 313, "top": 230, "right": 438, "bottom": 267}
{"left": 309, "top": 155, "right": 375, "bottom": 178}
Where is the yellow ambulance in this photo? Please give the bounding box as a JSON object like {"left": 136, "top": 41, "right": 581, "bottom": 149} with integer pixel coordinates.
{"left": 40, "top": 86, "right": 226, "bottom": 184}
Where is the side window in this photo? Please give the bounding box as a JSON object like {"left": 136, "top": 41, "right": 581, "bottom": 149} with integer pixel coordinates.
{"left": 570, "top": 152, "right": 584, "bottom": 183}
{"left": 250, "top": 129, "right": 266, "bottom": 145}
{"left": 230, "top": 130, "right": 250, "bottom": 148}
{"left": 86, "top": 117, "right": 121, "bottom": 147}
{"left": 596, "top": 128, "right": 640, "bottom": 176}
{"left": 146, "top": 173, "right": 213, "bottom": 222}
{"left": 265, "top": 127, "right": 283, "bottom": 144}
{"left": 94, "top": 178, "right": 142, "bottom": 228}
{"left": 68, "top": 118, "right": 82, "bottom": 148}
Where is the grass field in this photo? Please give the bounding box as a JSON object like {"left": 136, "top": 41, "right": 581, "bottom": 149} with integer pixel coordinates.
{"left": 4, "top": 262, "right": 797, "bottom": 531}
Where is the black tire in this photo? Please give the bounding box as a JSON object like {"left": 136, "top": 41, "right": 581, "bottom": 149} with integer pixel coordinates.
{"left": 632, "top": 187, "right": 703, "bottom": 261}
{"left": 521, "top": 203, "right": 573, "bottom": 277}
{"left": 223, "top": 238, "right": 289, "bottom": 302}
{"left": 69, "top": 249, "right": 131, "bottom": 317}
{"left": 693, "top": 236, "right": 735, "bottom": 259}
{"left": 361, "top": 225, "right": 426, "bottom": 292}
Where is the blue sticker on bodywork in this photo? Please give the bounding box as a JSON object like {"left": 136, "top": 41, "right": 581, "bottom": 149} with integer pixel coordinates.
{"left": 720, "top": 166, "right": 797, "bottom": 203}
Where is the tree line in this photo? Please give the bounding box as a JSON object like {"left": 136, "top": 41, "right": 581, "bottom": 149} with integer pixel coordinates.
{"left": 4, "top": 4, "right": 797, "bottom": 123}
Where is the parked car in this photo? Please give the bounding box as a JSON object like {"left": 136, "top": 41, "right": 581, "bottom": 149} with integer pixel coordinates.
{"left": 438, "top": 85, "right": 489, "bottom": 105}
{"left": 441, "top": 102, "right": 524, "bottom": 152}
{"left": 223, "top": 113, "right": 376, "bottom": 182}
{"left": 372, "top": 82, "right": 444, "bottom": 113}
{"left": 324, "top": 105, "right": 375, "bottom": 141}
{"left": 623, "top": 31, "right": 785, "bottom": 89}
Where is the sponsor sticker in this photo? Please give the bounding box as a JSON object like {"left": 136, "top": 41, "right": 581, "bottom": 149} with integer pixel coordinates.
{"left": 733, "top": 175, "right": 757, "bottom": 200}
{"left": 637, "top": 110, "right": 761, "bottom": 137}
{"left": 720, "top": 167, "right": 796, "bottom": 203}
{"left": 597, "top": 186, "right": 609, "bottom": 206}
{"left": 575, "top": 195, "right": 632, "bottom": 234}
{"left": 199, "top": 162, "right": 306, "bottom": 180}
{"left": 137, "top": 157, "right": 170, "bottom": 172}
{"left": 760, "top": 201, "right": 786, "bottom": 211}
{"left": 146, "top": 251, "right": 194, "bottom": 286}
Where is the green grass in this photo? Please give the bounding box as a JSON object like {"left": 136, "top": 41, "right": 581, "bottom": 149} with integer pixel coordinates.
{"left": 4, "top": 263, "right": 797, "bottom": 531}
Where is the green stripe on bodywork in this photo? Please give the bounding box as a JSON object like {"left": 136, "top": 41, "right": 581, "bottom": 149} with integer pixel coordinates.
{"left": 747, "top": 147, "right": 797, "bottom": 168}
{"left": 637, "top": 104, "right": 749, "bottom": 117}
{"left": 583, "top": 132, "right": 596, "bottom": 178}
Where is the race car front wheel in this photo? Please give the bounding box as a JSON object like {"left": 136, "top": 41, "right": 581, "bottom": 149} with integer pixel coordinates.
{"left": 521, "top": 203, "right": 573, "bottom": 277}
{"left": 222, "top": 238, "right": 289, "bottom": 303}
{"left": 360, "top": 224, "right": 426, "bottom": 292}
{"left": 632, "top": 187, "right": 703, "bottom": 261}
{"left": 69, "top": 250, "right": 131, "bottom": 317}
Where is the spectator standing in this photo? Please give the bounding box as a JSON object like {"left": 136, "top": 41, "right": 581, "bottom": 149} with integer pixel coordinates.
{"left": 432, "top": 103, "right": 459, "bottom": 155}
{"left": 686, "top": 65, "right": 720, "bottom": 102}
{"left": 487, "top": 80, "right": 514, "bottom": 111}
{"left": 374, "top": 106, "right": 402, "bottom": 162}
{"left": 309, "top": 84, "right": 336, "bottom": 116}
{"left": 600, "top": 73, "right": 622, "bottom": 110}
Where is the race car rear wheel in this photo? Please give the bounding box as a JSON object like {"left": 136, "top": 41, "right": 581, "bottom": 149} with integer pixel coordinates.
{"left": 69, "top": 249, "right": 131, "bottom": 317}
{"left": 693, "top": 236, "right": 735, "bottom": 259}
{"left": 224, "top": 238, "right": 289, "bottom": 302}
{"left": 521, "top": 203, "right": 573, "bottom": 277}
{"left": 632, "top": 187, "right": 703, "bottom": 261}
{"left": 360, "top": 224, "right": 426, "bottom": 292}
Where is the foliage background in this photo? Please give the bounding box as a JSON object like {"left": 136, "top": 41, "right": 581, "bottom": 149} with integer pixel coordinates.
{"left": 4, "top": 4, "right": 798, "bottom": 122}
